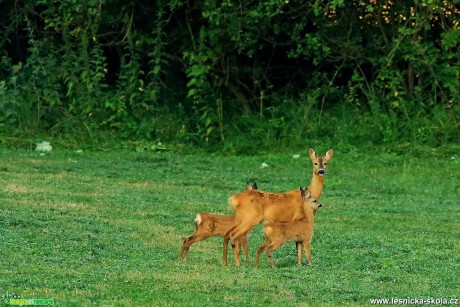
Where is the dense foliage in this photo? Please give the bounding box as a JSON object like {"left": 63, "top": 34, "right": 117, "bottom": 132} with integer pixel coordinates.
{"left": 0, "top": 0, "right": 459, "bottom": 151}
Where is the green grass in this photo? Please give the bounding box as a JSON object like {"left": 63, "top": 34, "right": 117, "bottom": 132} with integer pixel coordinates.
{"left": 0, "top": 146, "right": 459, "bottom": 306}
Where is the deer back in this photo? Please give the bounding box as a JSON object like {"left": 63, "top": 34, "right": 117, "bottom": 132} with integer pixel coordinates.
{"left": 229, "top": 189, "right": 306, "bottom": 223}
{"left": 197, "top": 213, "right": 235, "bottom": 237}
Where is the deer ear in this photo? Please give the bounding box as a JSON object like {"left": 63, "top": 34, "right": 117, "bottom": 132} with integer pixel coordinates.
{"left": 325, "top": 148, "right": 334, "bottom": 161}
{"left": 299, "top": 187, "right": 305, "bottom": 196}
{"left": 308, "top": 147, "right": 316, "bottom": 160}
{"left": 245, "top": 181, "right": 251, "bottom": 190}
{"left": 252, "top": 182, "right": 258, "bottom": 190}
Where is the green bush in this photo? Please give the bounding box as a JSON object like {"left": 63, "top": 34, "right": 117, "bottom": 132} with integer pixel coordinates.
{"left": 0, "top": 0, "right": 458, "bottom": 151}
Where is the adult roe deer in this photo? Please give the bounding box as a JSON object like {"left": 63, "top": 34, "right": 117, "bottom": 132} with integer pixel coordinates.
{"left": 255, "top": 187, "right": 322, "bottom": 268}
{"left": 226, "top": 147, "right": 333, "bottom": 266}
{"left": 178, "top": 182, "right": 258, "bottom": 264}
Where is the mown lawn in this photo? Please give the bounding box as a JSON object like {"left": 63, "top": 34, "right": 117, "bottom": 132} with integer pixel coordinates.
{"left": 0, "top": 146, "right": 459, "bottom": 306}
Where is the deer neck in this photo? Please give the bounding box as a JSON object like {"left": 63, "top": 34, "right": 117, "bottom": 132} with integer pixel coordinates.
{"left": 308, "top": 173, "right": 324, "bottom": 200}
{"left": 302, "top": 207, "right": 315, "bottom": 224}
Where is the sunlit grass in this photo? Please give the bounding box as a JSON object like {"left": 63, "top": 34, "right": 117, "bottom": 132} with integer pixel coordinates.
{"left": 0, "top": 147, "right": 458, "bottom": 305}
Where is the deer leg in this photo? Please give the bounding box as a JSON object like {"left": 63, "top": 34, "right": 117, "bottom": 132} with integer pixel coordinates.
{"left": 226, "top": 226, "right": 242, "bottom": 267}
{"left": 179, "top": 236, "right": 195, "bottom": 261}
{"left": 179, "top": 234, "right": 209, "bottom": 261}
{"left": 222, "top": 236, "right": 229, "bottom": 266}
{"left": 232, "top": 239, "right": 241, "bottom": 267}
{"left": 265, "top": 241, "right": 284, "bottom": 268}
{"left": 230, "top": 237, "right": 245, "bottom": 267}
{"left": 255, "top": 240, "right": 270, "bottom": 268}
{"left": 228, "top": 220, "right": 260, "bottom": 266}
{"left": 180, "top": 237, "right": 193, "bottom": 261}
{"left": 303, "top": 240, "right": 312, "bottom": 264}
{"left": 223, "top": 236, "right": 242, "bottom": 265}
{"left": 240, "top": 232, "right": 250, "bottom": 264}
{"left": 296, "top": 242, "right": 303, "bottom": 265}
{"left": 178, "top": 238, "right": 187, "bottom": 260}
{"left": 230, "top": 224, "right": 257, "bottom": 266}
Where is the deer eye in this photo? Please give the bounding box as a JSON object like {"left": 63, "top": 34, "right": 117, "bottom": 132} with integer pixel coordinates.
{"left": 314, "top": 163, "right": 318, "bottom": 166}
{"left": 324, "top": 163, "right": 327, "bottom": 166}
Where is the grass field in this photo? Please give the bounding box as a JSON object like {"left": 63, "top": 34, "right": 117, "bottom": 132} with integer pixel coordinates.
{"left": 1, "top": 146, "right": 459, "bottom": 306}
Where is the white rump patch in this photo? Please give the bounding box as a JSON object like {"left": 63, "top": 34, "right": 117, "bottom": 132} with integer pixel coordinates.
{"left": 194, "top": 213, "right": 202, "bottom": 225}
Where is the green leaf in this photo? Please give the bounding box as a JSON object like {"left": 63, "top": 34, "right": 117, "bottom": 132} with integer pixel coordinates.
{"left": 187, "top": 88, "right": 196, "bottom": 97}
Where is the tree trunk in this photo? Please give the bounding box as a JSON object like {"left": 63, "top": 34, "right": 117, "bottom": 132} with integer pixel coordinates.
{"left": 224, "top": 82, "right": 253, "bottom": 114}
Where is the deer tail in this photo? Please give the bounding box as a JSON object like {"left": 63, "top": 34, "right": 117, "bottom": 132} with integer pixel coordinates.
{"left": 194, "top": 213, "right": 203, "bottom": 225}
{"left": 228, "top": 195, "right": 239, "bottom": 210}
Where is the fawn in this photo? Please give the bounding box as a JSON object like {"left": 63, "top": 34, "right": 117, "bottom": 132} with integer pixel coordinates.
{"left": 255, "top": 187, "right": 322, "bottom": 268}
{"left": 178, "top": 182, "right": 257, "bottom": 264}
{"left": 225, "top": 147, "right": 333, "bottom": 266}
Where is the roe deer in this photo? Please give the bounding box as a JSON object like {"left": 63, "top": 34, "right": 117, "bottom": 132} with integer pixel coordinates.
{"left": 226, "top": 147, "right": 333, "bottom": 266}
{"left": 178, "top": 182, "right": 258, "bottom": 264}
{"left": 255, "top": 187, "right": 321, "bottom": 268}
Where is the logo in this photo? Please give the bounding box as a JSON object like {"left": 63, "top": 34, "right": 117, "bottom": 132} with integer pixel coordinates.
{"left": 1, "top": 289, "right": 55, "bottom": 305}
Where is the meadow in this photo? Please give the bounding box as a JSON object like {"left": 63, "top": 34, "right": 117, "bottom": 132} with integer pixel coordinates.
{"left": 0, "top": 145, "right": 459, "bottom": 306}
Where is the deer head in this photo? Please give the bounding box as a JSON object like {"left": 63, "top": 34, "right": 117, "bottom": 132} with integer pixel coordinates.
{"left": 308, "top": 147, "right": 334, "bottom": 177}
